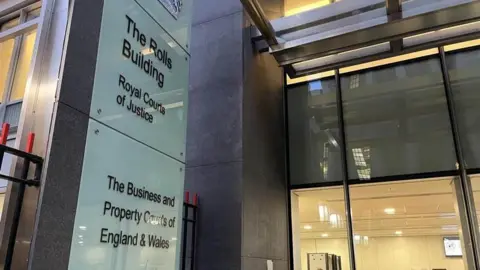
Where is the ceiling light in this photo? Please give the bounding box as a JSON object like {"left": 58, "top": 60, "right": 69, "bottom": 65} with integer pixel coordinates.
{"left": 384, "top": 208, "right": 396, "bottom": 215}
{"left": 304, "top": 225, "right": 313, "bottom": 230}
{"left": 319, "top": 205, "right": 329, "bottom": 222}
{"left": 395, "top": 231, "right": 403, "bottom": 235}
{"left": 354, "top": 235, "right": 361, "bottom": 241}
{"left": 329, "top": 214, "right": 339, "bottom": 227}
{"left": 321, "top": 233, "right": 329, "bottom": 238}
{"left": 363, "top": 236, "right": 369, "bottom": 241}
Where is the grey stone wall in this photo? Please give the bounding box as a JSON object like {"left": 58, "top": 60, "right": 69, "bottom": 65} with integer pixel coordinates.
{"left": 185, "top": 1, "right": 288, "bottom": 269}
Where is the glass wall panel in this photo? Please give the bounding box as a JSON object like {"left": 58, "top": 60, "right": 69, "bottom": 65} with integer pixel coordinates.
{"left": 287, "top": 77, "right": 342, "bottom": 185}
{"left": 9, "top": 29, "right": 37, "bottom": 101}
{"left": 0, "top": 18, "right": 20, "bottom": 102}
{"left": 349, "top": 178, "right": 471, "bottom": 270}
{"left": 0, "top": 39, "right": 14, "bottom": 101}
{"left": 340, "top": 56, "right": 457, "bottom": 180}
{"left": 445, "top": 47, "right": 480, "bottom": 169}
{"left": 291, "top": 187, "right": 349, "bottom": 270}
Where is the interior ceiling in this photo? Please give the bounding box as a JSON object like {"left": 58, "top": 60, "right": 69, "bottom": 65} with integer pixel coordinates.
{"left": 284, "top": 0, "right": 333, "bottom": 16}
{"left": 294, "top": 177, "right": 480, "bottom": 239}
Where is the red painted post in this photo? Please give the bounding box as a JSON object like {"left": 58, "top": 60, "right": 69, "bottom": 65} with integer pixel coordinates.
{"left": 26, "top": 133, "right": 35, "bottom": 153}
{"left": 185, "top": 191, "right": 190, "bottom": 204}
{"left": 0, "top": 123, "right": 10, "bottom": 145}
{"left": 193, "top": 193, "right": 198, "bottom": 206}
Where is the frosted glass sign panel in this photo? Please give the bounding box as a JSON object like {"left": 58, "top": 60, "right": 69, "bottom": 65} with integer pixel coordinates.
{"left": 90, "top": 0, "right": 189, "bottom": 161}
{"left": 68, "top": 120, "right": 185, "bottom": 270}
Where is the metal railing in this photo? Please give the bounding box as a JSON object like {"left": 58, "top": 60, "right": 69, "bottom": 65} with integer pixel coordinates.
{"left": 181, "top": 191, "right": 199, "bottom": 270}
{"left": 0, "top": 123, "right": 43, "bottom": 270}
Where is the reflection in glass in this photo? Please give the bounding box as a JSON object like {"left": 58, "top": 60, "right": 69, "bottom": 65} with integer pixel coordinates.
{"left": 291, "top": 187, "right": 349, "bottom": 270}
{"left": 341, "top": 57, "right": 456, "bottom": 180}
{"left": 349, "top": 178, "right": 470, "bottom": 270}
{"left": 288, "top": 78, "right": 342, "bottom": 185}
{"left": 446, "top": 48, "right": 480, "bottom": 169}
{"left": 10, "top": 30, "right": 37, "bottom": 101}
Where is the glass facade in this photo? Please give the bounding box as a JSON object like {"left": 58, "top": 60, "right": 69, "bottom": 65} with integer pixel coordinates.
{"left": 0, "top": 11, "right": 39, "bottom": 110}
{"left": 0, "top": 3, "right": 40, "bottom": 250}
{"left": 446, "top": 47, "right": 480, "bottom": 170}
{"left": 288, "top": 41, "right": 480, "bottom": 270}
{"left": 9, "top": 29, "right": 36, "bottom": 101}
{"left": 341, "top": 55, "right": 456, "bottom": 180}
{"left": 288, "top": 76, "right": 341, "bottom": 185}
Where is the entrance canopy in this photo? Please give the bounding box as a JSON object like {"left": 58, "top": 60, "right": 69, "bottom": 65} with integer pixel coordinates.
{"left": 242, "top": 0, "right": 480, "bottom": 78}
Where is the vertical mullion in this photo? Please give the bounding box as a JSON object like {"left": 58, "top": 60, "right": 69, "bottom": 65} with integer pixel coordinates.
{"left": 439, "top": 46, "right": 480, "bottom": 270}
{"left": 283, "top": 74, "right": 296, "bottom": 270}
{"left": 335, "top": 69, "right": 356, "bottom": 270}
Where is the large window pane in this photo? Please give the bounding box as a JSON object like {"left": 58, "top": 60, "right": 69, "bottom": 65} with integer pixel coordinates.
{"left": 288, "top": 78, "right": 342, "bottom": 185}
{"left": 9, "top": 29, "right": 37, "bottom": 101}
{"left": 341, "top": 56, "right": 456, "bottom": 180}
{"left": 291, "top": 187, "right": 349, "bottom": 270}
{"left": 0, "top": 18, "right": 20, "bottom": 102}
{"left": 0, "top": 39, "right": 14, "bottom": 101}
{"left": 446, "top": 47, "right": 480, "bottom": 169}
{"left": 350, "top": 178, "right": 472, "bottom": 270}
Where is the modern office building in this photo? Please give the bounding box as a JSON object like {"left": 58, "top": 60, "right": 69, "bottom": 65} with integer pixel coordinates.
{"left": 1, "top": 0, "right": 480, "bottom": 270}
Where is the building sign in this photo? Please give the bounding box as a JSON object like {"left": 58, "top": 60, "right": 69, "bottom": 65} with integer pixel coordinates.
{"left": 67, "top": 0, "right": 191, "bottom": 268}
{"left": 89, "top": 0, "right": 190, "bottom": 161}
{"left": 68, "top": 121, "right": 185, "bottom": 269}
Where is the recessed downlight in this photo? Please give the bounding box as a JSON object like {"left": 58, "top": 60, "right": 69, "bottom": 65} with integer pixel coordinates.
{"left": 395, "top": 231, "right": 403, "bottom": 235}
{"left": 304, "top": 225, "right": 313, "bottom": 230}
{"left": 321, "top": 233, "right": 329, "bottom": 238}
{"left": 384, "top": 208, "right": 396, "bottom": 215}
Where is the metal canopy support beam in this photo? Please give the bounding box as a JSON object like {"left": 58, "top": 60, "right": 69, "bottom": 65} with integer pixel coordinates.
{"left": 293, "top": 30, "right": 480, "bottom": 77}
{"left": 386, "top": 0, "right": 403, "bottom": 52}
{"left": 386, "top": 0, "right": 401, "bottom": 17}
{"left": 240, "top": 0, "right": 279, "bottom": 47}
{"left": 272, "top": 1, "right": 480, "bottom": 66}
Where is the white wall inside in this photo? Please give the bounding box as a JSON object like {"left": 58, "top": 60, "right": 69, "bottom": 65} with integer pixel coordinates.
{"left": 300, "top": 236, "right": 466, "bottom": 270}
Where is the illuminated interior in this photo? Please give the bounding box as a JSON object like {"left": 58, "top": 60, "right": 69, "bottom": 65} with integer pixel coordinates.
{"left": 292, "top": 177, "right": 472, "bottom": 270}
{"left": 284, "top": 0, "right": 336, "bottom": 17}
